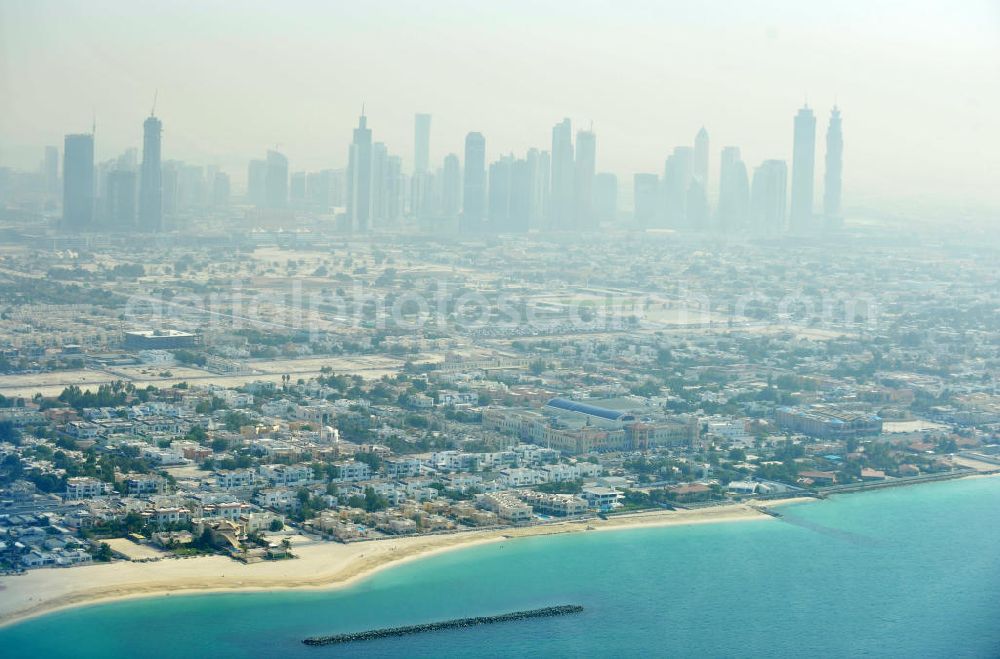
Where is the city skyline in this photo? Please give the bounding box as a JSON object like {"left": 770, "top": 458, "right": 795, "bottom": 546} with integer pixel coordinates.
{"left": 1, "top": 2, "right": 997, "bottom": 215}
{"left": 41, "top": 103, "right": 847, "bottom": 234}
{"left": 0, "top": 4, "right": 998, "bottom": 655}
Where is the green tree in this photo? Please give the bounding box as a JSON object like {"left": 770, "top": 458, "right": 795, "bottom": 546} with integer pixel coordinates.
{"left": 224, "top": 411, "right": 252, "bottom": 432}
{"left": 94, "top": 542, "right": 114, "bottom": 562}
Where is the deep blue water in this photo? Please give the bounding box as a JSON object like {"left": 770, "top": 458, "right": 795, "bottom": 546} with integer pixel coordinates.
{"left": 2, "top": 476, "right": 999, "bottom": 658}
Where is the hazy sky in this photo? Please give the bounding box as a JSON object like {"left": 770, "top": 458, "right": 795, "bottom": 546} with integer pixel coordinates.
{"left": 1, "top": 0, "right": 998, "bottom": 211}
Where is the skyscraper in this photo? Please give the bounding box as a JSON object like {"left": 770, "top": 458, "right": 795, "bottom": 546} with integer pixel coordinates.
{"left": 106, "top": 170, "right": 136, "bottom": 227}
{"left": 718, "top": 146, "right": 750, "bottom": 229}
{"left": 663, "top": 146, "right": 694, "bottom": 227}
{"left": 693, "top": 127, "right": 709, "bottom": 191}
{"left": 508, "top": 157, "right": 532, "bottom": 233}
{"left": 385, "top": 155, "right": 405, "bottom": 224}
{"left": 161, "top": 161, "right": 179, "bottom": 217}
{"left": 138, "top": 114, "right": 162, "bottom": 232}
{"left": 549, "top": 118, "right": 574, "bottom": 230}
{"left": 414, "top": 113, "right": 431, "bottom": 174}
{"left": 290, "top": 172, "right": 306, "bottom": 206}
{"left": 461, "top": 132, "right": 486, "bottom": 232}
{"left": 212, "top": 172, "right": 231, "bottom": 207}
{"left": 95, "top": 158, "right": 116, "bottom": 217}
{"left": 574, "top": 129, "right": 596, "bottom": 230}
{"left": 823, "top": 106, "right": 843, "bottom": 223}
{"left": 441, "top": 153, "right": 461, "bottom": 219}
{"left": 751, "top": 159, "right": 788, "bottom": 234}
{"left": 371, "top": 142, "right": 388, "bottom": 223}
{"left": 265, "top": 150, "right": 288, "bottom": 208}
{"left": 305, "top": 170, "right": 331, "bottom": 210}
{"left": 410, "top": 113, "right": 433, "bottom": 220}
{"left": 329, "top": 169, "right": 346, "bottom": 208}
{"left": 410, "top": 170, "right": 434, "bottom": 219}
{"left": 790, "top": 105, "right": 817, "bottom": 230}
{"left": 531, "top": 149, "right": 550, "bottom": 227}
{"left": 116, "top": 148, "right": 138, "bottom": 172}
{"left": 347, "top": 113, "right": 373, "bottom": 232}
{"left": 176, "top": 164, "right": 206, "bottom": 210}
{"left": 370, "top": 144, "right": 405, "bottom": 225}
{"left": 488, "top": 155, "right": 513, "bottom": 231}
{"left": 247, "top": 159, "right": 267, "bottom": 206}
{"left": 63, "top": 133, "right": 94, "bottom": 231}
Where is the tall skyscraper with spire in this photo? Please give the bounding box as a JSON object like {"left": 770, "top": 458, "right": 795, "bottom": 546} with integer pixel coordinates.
{"left": 462, "top": 132, "right": 486, "bottom": 232}
{"left": 574, "top": 128, "right": 596, "bottom": 230}
{"left": 823, "top": 106, "right": 843, "bottom": 224}
{"left": 63, "top": 132, "right": 95, "bottom": 231}
{"left": 138, "top": 114, "right": 162, "bottom": 232}
{"left": 549, "top": 118, "right": 574, "bottom": 230}
{"left": 790, "top": 105, "right": 816, "bottom": 231}
{"left": 346, "top": 112, "right": 373, "bottom": 232}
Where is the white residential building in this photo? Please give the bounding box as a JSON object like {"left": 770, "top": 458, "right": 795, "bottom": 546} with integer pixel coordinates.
{"left": 478, "top": 491, "right": 533, "bottom": 523}
{"left": 258, "top": 464, "right": 314, "bottom": 486}
{"left": 498, "top": 467, "right": 546, "bottom": 488}
{"left": 214, "top": 469, "right": 256, "bottom": 489}
{"left": 335, "top": 460, "right": 372, "bottom": 482}
{"left": 65, "top": 477, "right": 110, "bottom": 500}
{"left": 126, "top": 474, "right": 166, "bottom": 496}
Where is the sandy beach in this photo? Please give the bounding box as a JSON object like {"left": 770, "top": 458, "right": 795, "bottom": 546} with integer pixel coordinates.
{"left": 5, "top": 469, "right": 993, "bottom": 630}
{"left": 0, "top": 503, "right": 767, "bottom": 628}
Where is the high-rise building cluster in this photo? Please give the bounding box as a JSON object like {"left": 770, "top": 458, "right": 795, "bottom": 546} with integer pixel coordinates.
{"left": 48, "top": 104, "right": 842, "bottom": 234}
{"left": 632, "top": 105, "right": 843, "bottom": 234}
{"left": 55, "top": 109, "right": 233, "bottom": 233}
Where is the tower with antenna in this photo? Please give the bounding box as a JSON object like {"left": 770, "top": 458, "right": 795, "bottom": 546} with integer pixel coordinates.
{"left": 138, "top": 96, "right": 163, "bottom": 232}
{"left": 823, "top": 106, "right": 843, "bottom": 228}
{"left": 346, "top": 106, "right": 373, "bottom": 232}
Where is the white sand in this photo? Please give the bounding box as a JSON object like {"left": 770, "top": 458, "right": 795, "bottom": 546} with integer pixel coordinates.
{"left": 0, "top": 503, "right": 766, "bottom": 628}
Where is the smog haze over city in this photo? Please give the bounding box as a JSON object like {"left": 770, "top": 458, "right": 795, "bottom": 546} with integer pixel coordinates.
{"left": 0, "top": 2, "right": 998, "bottom": 658}
{"left": 2, "top": 1, "right": 999, "bottom": 217}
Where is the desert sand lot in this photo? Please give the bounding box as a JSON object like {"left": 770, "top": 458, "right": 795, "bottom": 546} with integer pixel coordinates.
{"left": 0, "top": 355, "right": 409, "bottom": 398}
{"left": 103, "top": 539, "right": 170, "bottom": 561}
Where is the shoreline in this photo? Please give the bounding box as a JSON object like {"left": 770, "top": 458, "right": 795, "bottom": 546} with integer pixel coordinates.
{"left": 0, "top": 503, "right": 764, "bottom": 628}
{"left": 1, "top": 471, "right": 995, "bottom": 629}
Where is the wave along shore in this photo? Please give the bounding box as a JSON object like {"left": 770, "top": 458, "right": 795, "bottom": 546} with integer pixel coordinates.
{"left": 7, "top": 468, "right": 998, "bottom": 630}
{"left": 0, "top": 502, "right": 776, "bottom": 628}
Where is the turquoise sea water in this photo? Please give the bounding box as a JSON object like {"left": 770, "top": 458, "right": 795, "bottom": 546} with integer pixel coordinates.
{"left": 2, "top": 477, "right": 999, "bottom": 658}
